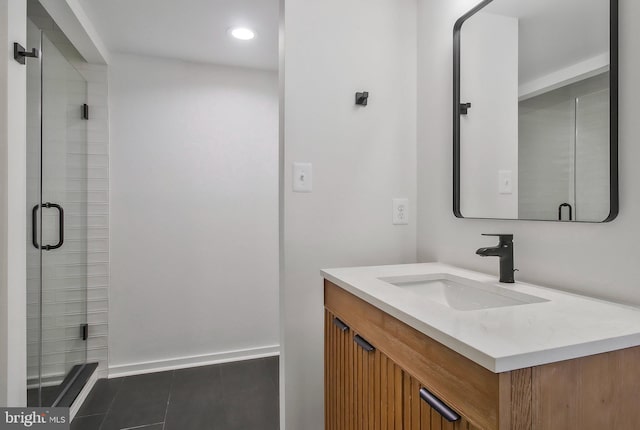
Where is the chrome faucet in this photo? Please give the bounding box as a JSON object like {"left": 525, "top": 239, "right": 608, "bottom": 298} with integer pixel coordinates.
{"left": 476, "top": 234, "right": 515, "bottom": 283}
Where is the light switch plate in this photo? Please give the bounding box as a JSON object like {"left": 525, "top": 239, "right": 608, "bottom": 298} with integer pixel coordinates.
{"left": 293, "top": 162, "right": 313, "bottom": 192}
{"left": 393, "top": 198, "right": 409, "bottom": 225}
{"left": 499, "top": 170, "right": 513, "bottom": 194}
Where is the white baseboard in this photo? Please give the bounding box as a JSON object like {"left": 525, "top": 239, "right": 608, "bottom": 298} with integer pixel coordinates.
{"left": 70, "top": 368, "right": 107, "bottom": 421}
{"left": 108, "top": 345, "right": 280, "bottom": 379}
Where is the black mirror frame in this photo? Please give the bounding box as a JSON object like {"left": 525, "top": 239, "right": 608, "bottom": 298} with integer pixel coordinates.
{"left": 453, "top": 0, "right": 619, "bottom": 223}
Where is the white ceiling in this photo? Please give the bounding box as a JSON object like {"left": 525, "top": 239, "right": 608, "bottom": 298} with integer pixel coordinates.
{"left": 78, "top": 0, "right": 279, "bottom": 70}
{"left": 482, "top": 0, "right": 610, "bottom": 84}
{"left": 77, "top": 0, "right": 609, "bottom": 81}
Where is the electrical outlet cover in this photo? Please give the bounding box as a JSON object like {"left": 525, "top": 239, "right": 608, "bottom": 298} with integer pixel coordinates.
{"left": 393, "top": 198, "right": 409, "bottom": 225}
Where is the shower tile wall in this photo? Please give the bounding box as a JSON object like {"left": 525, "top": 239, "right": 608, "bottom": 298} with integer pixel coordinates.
{"left": 518, "top": 73, "right": 610, "bottom": 222}
{"left": 574, "top": 88, "right": 610, "bottom": 222}
{"left": 26, "top": 6, "right": 109, "bottom": 386}
{"left": 518, "top": 95, "right": 575, "bottom": 220}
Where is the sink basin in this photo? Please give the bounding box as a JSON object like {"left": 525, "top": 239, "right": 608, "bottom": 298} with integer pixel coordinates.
{"left": 378, "top": 274, "right": 548, "bottom": 311}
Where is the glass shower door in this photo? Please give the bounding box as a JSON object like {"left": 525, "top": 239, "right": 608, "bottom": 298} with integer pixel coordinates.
{"left": 26, "top": 23, "right": 89, "bottom": 407}
{"left": 26, "top": 18, "right": 43, "bottom": 406}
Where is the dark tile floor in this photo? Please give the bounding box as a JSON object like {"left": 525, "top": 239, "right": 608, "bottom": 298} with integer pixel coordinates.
{"left": 71, "top": 357, "right": 279, "bottom": 430}
{"left": 27, "top": 385, "right": 61, "bottom": 407}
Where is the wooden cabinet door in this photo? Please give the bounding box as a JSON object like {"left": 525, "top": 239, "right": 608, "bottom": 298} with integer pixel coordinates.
{"left": 326, "top": 308, "right": 396, "bottom": 429}
{"left": 371, "top": 348, "right": 404, "bottom": 429}
{"left": 326, "top": 309, "right": 354, "bottom": 430}
{"left": 326, "top": 309, "right": 476, "bottom": 430}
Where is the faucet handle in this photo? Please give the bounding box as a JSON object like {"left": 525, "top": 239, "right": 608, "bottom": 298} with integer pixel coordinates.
{"left": 482, "top": 233, "right": 513, "bottom": 242}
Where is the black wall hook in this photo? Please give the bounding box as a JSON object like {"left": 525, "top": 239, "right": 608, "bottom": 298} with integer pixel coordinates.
{"left": 14, "top": 43, "right": 39, "bottom": 65}
{"left": 355, "top": 91, "right": 369, "bottom": 106}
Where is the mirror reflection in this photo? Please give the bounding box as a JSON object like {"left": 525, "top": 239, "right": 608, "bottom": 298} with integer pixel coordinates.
{"left": 455, "top": 0, "right": 616, "bottom": 222}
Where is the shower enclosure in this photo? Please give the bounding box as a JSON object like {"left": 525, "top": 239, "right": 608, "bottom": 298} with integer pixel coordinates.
{"left": 518, "top": 73, "right": 611, "bottom": 222}
{"left": 26, "top": 18, "right": 95, "bottom": 407}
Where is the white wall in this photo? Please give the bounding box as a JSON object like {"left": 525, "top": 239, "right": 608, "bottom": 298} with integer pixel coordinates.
{"left": 519, "top": 53, "right": 610, "bottom": 99}
{"left": 281, "top": 0, "right": 417, "bottom": 427}
{"left": 459, "top": 11, "right": 519, "bottom": 218}
{"left": 39, "top": 0, "right": 109, "bottom": 65}
{"left": 0, "top": 0, "right": 27, "bottom": 407}
{"left": 109, "top": 54, "right": 279, "bottom": 373}
{"left": 417, "top": 0, "right": 640, "bottom": 305}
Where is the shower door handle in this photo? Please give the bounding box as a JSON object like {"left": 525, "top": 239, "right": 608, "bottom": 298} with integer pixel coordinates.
{"left": 45, "top": 203, "right": 64, "bottom": 250}
{"left": 32, "top": 204, "right": 40, "bottom": 249}
{"left": 32, "top": 203, "right": 64, "bottom": 250}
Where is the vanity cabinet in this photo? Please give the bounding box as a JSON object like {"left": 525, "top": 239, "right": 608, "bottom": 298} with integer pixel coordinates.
{"left": 325, "top": 281, "right": 487, "bottom": 429}
{"left": 324, "top": 279, "right": 640, "bottom": 430}
{"left": 326, "top": 309, "right": 468, "bottom": 429}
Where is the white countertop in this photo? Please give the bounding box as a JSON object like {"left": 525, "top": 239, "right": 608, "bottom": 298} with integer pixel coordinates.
{"left": 321, "top": 263, "right": 640, "bottom": 373}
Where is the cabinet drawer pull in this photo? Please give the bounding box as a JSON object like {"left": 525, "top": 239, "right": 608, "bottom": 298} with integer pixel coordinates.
{"left": 333, "top": 317, "right": 349, "bottom": 332}
{"left": 354, "top": 335, "right": 375, "bottom": 352}
{"left": 419, "top": 387, "right": 460, "bottom": 422}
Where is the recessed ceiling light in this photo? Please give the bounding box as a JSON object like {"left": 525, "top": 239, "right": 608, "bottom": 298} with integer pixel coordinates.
{"left": 230, "top": 27, "right": 256, "bottom": 41}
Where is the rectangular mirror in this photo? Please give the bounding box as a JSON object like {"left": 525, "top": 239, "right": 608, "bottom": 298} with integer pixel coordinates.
{"left": 453, "top": 0, "right": 618, "bottom": 222}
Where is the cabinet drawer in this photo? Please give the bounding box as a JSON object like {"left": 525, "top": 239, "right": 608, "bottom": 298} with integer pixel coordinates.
{"left": 325, "top": 280, "right": 501, "bottom": 430}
